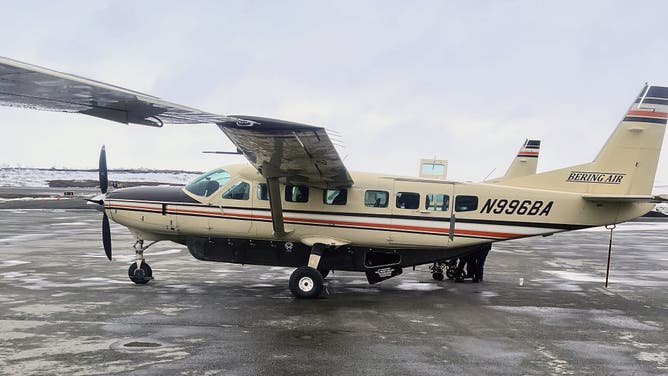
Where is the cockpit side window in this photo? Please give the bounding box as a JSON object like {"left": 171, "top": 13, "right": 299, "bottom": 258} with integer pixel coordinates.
{"left": 185, "top": 169, "right": 231, "bottom": 197}
{"left": 222, "top": 181, "right": 250, "bottom": 200}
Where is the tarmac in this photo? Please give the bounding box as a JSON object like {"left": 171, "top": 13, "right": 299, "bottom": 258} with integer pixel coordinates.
{"left": 0, "top": 206, "right": 667, "bottom": 375}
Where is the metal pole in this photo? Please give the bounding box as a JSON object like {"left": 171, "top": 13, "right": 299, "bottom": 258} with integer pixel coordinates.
{"left": 604, "top": 224, "right": 616, "bottom": 288}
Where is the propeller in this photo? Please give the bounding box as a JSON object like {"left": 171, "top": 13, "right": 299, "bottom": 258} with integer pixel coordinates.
{"left": 96, "top": 145, "right": 112, "bottom": 260}
{"left": 99, "top": 145, "right": 108, "bottom": 194}
{"left": 102, "top": 211, "right": 112, "bottom": 261}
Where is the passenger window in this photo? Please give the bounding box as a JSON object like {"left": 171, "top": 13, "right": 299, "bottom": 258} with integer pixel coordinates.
{"left": 285, "top": 185, "right": 309, "bottom": 203}
{"left": 324, "top": 189, "right": 347, "bottom": 205}
{"left": 426, "top": 194, "right": 449, "bottom": 211}
{"left": 455, "top": 195, "right": 478, "bottom": 212}
{"left": 396, "top": 192, "right": 420, "bottom": 209}
{"left": 222, "top": 181, "right": 250, "bottom": 200}
{"left": 257, "top": 183, "right": 269, "bottom": 201}
{"left": 364, "top": 190, "right": 389, "bottom": 207}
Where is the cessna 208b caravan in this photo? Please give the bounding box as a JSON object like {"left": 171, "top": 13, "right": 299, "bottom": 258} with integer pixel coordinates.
{"left": 0, "top": 57, "right": 665, "bottom": 298}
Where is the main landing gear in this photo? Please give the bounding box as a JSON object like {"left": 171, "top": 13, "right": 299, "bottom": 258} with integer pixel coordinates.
{"left": 289, "top": 243, "right": 327, "bottom": 299}
{"left": 128, "top": 240, "right": 157, "bottom": 285}
{"left": 431, "top": 262, "right": 445, "bottom": 281}
{"left": 431, "top": 260, "right": 457, "bottom": 281}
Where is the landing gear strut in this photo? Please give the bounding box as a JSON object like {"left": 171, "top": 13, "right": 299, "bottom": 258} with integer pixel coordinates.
{"left": 289, "top": 243, "right": 326, "bottom": 299}
{"left": 128, "top": 240, "right": 157, "bottom": 285}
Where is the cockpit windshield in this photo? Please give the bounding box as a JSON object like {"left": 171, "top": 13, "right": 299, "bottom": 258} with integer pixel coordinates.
{"left": 185, "top": 169, "right": 231, "bottom": 197}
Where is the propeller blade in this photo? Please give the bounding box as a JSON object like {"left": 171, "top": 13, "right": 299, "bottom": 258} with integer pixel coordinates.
{"left": 102, "top": 212, "right": 112, "bottom": 260}
{"left": 99, "top": 145, "right": 108, "bottom": 194}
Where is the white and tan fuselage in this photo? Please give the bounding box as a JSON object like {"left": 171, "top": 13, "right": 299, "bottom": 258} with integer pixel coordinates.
{"left": 105, "top": 164, "right": 652, "bottom": 254}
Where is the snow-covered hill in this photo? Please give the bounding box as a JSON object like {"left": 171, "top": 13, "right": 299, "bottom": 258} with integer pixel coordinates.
{"left": 0, "top": 168, "right": 201, "bottom": 188}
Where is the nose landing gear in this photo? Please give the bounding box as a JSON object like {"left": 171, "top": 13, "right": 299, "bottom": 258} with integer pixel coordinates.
{"left": 129, "top": 260, "right": 153, "bottom": 284}
{"left": 128, "top": 239, "right": 158, "bottom": 285}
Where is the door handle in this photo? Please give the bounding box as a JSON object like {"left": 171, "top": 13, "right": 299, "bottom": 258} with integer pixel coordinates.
{"left": 418, "top": 210, "right": 431, "bottom": 214}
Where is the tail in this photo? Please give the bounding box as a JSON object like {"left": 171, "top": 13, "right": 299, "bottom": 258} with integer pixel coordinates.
{"left": 499, "top": 84, "right": 667, "bottom": 195}
{"left": 488, "top": 139, "right": 541, "bottom": 182}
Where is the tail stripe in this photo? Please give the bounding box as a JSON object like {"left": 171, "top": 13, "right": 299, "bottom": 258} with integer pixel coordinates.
{"left": 624, "top": 109, "right": 668, "bottom": 124}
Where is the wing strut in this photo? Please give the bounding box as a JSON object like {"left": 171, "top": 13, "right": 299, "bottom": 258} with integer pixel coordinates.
{"left": 266, "top": 177, "right": 287, "bottom": 236}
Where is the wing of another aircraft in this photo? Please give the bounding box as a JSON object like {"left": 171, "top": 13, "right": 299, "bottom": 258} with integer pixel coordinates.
{"left": 485, "top": 139, "right": 541, "bottom": 183}
{"left": 0, "top": 56, "right": 234, "bottom": 126}
{"left": 0, "top": 56, "right": 353, "bottom": 188}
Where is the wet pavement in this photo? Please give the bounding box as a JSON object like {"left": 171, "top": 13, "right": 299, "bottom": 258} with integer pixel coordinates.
{"left": 0, "top": 209, "right": 667, "bottom": 375}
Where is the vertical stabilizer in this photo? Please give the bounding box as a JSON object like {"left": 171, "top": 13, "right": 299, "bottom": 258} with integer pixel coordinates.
{"left": 497, "top": 85, "right": 667, "bottom": 195}
{"left": 588, "top": 85, "right": 668, "bottom": 194}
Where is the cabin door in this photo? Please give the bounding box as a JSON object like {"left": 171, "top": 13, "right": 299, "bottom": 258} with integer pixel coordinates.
{"left": 390, "top": 180, "right": 454, "bottom": 247}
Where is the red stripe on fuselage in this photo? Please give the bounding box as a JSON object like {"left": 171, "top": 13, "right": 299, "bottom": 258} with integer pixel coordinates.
{"left": 107, "top": 202, "right": 523, "bottom": 239}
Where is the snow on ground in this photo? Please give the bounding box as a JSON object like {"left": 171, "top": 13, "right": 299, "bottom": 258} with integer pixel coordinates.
{"left": 655, "top": 203, "right": 668, "bottom": 215}
{"left": 0, "top": 168, "right": 200, "bottom": 188}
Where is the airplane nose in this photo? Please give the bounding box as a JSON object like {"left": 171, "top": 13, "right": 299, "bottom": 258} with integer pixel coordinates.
{"left": 86, "top": 193, "right": 106, "bottom": 212}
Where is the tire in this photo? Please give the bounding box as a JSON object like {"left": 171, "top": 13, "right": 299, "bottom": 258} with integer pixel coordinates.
{"left": 445, "top": 268, "right": 456, "bottom": 280}
{"left": 318, "top": 268, "right": 330, "bottom": 279}
{"left": 432, "top": 272, "right": 444, "bottom": 281}
{"left": 289, "top": 266, "right": 324, "bottom": 299}
{"left": 128, "top": 261, "right": 152, "bottom": 285}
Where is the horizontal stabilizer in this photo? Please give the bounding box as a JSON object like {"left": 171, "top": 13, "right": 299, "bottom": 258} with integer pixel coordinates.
{"left": 582, "top": 194, "right": 664, "bottom": 203}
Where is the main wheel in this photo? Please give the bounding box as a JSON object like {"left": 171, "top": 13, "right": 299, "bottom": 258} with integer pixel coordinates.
{"left": 446, "top": 267, "right": 456, "bottom": 280}
{"left": 289, "top": 266, "right": 324, "bottom": 299}
{"left": 432, "top": 272, "right": 444, "bottom": 281}
{"left": 128, "top": 261, "right": 152, "bottom": 285}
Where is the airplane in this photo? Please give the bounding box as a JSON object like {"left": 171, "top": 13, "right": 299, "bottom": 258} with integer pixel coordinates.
{"left": 0, "top": 56, "right": 666, "bottom": 298}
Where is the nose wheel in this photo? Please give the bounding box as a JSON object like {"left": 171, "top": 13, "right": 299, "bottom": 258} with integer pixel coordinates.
{"left": 128, "top": 261, "right": 153, "bottom": 284}
{"left": 127, "top": 239, "right": 157, "bottom": 285}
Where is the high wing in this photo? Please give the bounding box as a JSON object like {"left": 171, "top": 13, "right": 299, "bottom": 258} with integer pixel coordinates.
{"left": 218, "top": 116, "right": 353, "bottom": 188}
{"left": 0, "top": 56, "right": 353, "bottom": 188}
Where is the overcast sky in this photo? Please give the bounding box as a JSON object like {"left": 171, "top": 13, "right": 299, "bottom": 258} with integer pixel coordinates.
{"left": 1, "top": 1, "right": 667, "bottom": 192}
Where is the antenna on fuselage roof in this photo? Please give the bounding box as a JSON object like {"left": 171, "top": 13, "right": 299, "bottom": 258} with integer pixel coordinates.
{"left": 483, "top": 167, "right": 496, "bottom": 181}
